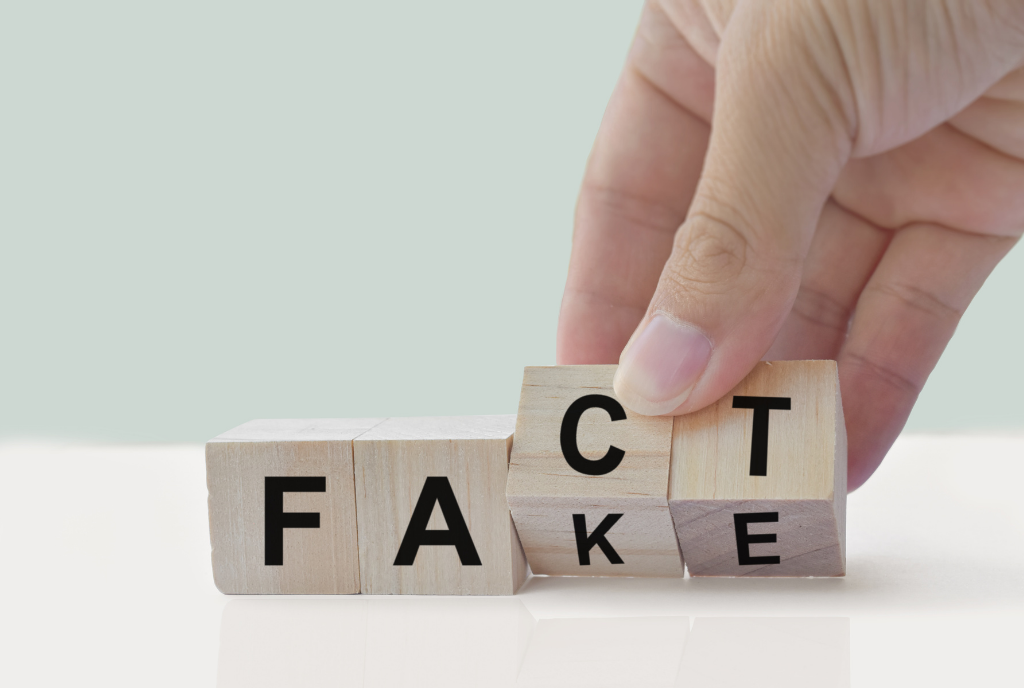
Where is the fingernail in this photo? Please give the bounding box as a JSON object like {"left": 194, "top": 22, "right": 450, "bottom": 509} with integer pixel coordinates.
{"left": 613, "top": 314, "right": 712, "bottom": 415}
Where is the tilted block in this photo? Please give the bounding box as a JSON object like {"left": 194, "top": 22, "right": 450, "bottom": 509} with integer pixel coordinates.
{"left": 669, "top": 360, "right": 847, "bottom": 576}
{"left": 353, "top": 415, "right": 527, "bottom": 595}
{"left": 206, "top": 418, "right": 384, "bottom": 594}
{"left": 506, "top": 365, "right": 683, "bottom": 577}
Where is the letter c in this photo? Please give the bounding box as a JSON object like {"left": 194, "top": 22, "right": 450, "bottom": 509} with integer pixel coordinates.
{"left": 559, "top": 394, "right": 627, "bottom": 476}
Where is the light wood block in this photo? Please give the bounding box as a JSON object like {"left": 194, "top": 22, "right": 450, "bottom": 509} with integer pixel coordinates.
{"left": 206, "top": 418, "right": 385, "bottom": 594}
{"left": 353, "top": 415, "right": 527, "bottom": 595}
{"left": 506, "top": 366, "right": 683, "bottom": 577}
{"left": 669, "top": 360, "right": 847, "bottom": 577}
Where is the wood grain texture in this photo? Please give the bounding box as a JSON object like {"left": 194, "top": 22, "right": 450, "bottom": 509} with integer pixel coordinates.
{"left": 507, "top": 366, "right": 683, "bottom": 577}
{"left": 354, "top": 415, "right": 527, "bottom": 595}
{"left": 206, "top": 418, "right": 385, "bottom": 594}
{"left": 669, "top": 361, "right": 847, "bottom": 576}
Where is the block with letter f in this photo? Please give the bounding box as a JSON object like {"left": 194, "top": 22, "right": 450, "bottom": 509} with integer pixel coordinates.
{"left": 206, "top": 418, "right": 385, "bottom": 594}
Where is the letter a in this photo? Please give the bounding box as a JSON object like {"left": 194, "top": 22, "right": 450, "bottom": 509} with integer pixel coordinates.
{"left": 394, "top": 476, "right": 482, "bottom": 566}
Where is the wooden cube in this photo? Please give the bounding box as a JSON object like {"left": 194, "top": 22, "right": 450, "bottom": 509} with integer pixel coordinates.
{"left": 206, "top": 418, "right": 384, "bottom": 594}
{"left": 506, "top": 366, "right": 683, "bottom": 577}
{"left": 669, "top": 361, "right": 847, "bottom": 577}
{"left": 353, "top": 415, "right": 527, "bottom": 595}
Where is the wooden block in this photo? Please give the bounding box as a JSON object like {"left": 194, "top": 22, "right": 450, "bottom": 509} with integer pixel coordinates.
{"left": 506, "top": 366, "right": 683, "bottom": 577}
{"left": 353, "top": 415, "right": 527, "bottom": 595}
{"left": 669, "top": 360, "right": 847, "bottom": 576}
{"left": 206, "top": 418, "right": 385, "bottom": 594}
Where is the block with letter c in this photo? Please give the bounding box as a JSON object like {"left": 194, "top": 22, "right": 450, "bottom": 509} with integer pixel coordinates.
{"left": 506, "top": 365, "right": 683, "bottom": 577}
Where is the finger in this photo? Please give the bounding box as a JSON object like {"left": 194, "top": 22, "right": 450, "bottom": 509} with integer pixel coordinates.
{"left": 556, "top": 1, "right": 714, "bottom": 365}
{"left": 948, "top": 69, "right": 1024, "bottom": 161}
{"left": 839, "top": 224, "right": 1018, "bottom": 491}
{"left": 836, "top": 122, "right": 1024, "bottom": 238}
{"left": 765, "top": 200, "right": 891, "bottom": 361}
{"left": 612, "top": 0, "right": 1024, "bottom": 416}
{"left": 612, "top": 2, "right": 858, "bottom": 415}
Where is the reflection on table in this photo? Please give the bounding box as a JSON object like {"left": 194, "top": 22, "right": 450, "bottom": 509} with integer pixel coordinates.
{"left": 217, "top": 596, "right": 849, "bottom": 687}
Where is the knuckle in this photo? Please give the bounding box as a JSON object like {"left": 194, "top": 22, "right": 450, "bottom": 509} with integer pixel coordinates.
{"left": 842, "top": 351, "right": 923, "bottom": 397}
{"left": 867, "top": 281, "right": 962, "bottom": 324}
{"left": 577, "top": 183, "right": 684, "bottom": 236}
{"left": 665, "top": 214, "right": 751, "bottom": 295}
{"left": 790, "top": 285, "right": 851, "bottom": 334}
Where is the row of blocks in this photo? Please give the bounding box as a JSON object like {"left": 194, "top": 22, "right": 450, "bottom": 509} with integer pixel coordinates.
{"left": 207, "top": 361, "right": 847, "bottom": 594}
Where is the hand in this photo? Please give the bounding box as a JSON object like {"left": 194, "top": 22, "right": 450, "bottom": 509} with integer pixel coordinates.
{"left": 556, "top": 0, "right": 1024, "bottom": 490}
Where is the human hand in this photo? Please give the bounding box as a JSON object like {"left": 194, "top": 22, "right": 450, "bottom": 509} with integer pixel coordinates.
{"left": 556, "top": 0, "right": 1024, "bottom": 490}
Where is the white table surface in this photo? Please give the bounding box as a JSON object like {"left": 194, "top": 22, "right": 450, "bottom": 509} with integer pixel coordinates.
{"left": 2, "top": 434, "right": 1021, "bottom": 687}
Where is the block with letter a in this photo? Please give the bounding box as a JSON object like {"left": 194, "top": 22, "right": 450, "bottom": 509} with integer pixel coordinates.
{"left": 506, "top": 365, "right": 684, "bottom": 577}
{"left": 669, "top": 360, "right": 847, "bottom": 576}
{"left": 206, "top": 418, "right": 385, "bottom": 594}
{"left": 353, "top": 415, "right": 527, "bottom": 595}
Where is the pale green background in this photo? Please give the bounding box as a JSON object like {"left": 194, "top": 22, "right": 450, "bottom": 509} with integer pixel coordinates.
{"left": 2, "top": 1, "right": 1020, "bottom": 442}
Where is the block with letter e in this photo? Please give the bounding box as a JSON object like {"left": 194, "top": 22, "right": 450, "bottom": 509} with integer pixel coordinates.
{"left": 669, "top": 360, "right": 847, "bottom": 577}
{"left": 353, "top": 415, "right": 527, "bottom": 595}
{"left": 506, "top": 366, "right": 683, "bottom": 577}
{"left": 206, "top": 418, "right": 385, "bottom": 594}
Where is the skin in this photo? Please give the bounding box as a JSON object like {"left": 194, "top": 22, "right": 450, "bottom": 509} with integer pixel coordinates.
{"left": 556, "top": 0, "right": 1024, "bottom": 490}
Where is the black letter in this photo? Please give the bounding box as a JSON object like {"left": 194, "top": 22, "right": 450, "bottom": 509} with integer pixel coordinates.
{"left": 573, "top": 513, "right": 624, "bottom": 565}
{"left": 560, "top": 394, "right": 627, "bottom": 476}
{"left": 265, "top": 476, "right": 326, "bottom": 566}
{"left": 733, "top": 512, "right": 781, "bottom": 566}
{"left": 732, "top": 396, "right": 791, "bottom": 476}
{"left": 393, "top": 477, "right": 482, "bottom": 566}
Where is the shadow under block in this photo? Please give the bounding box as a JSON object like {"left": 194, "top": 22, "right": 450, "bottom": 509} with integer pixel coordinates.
{"left": 206, "top": 418, "right": 385, "bottom": 594}
{"left": 506, "top": 365, "right": 683, "bottom": 577}
{"left": 353, "top": 415, "right": 527, "bottom": 595}
{"left": 669, "top": 360, "right": 847, "bottom": 577}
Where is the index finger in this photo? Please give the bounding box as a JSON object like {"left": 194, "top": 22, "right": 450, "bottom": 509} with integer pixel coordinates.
{"left": 556, "top": 2, "right": 715, "bottom": 365}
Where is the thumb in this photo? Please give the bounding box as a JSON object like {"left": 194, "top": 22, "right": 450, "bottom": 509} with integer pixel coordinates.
{"left": 612, "top": 2, "right": 856, "bottom": 415}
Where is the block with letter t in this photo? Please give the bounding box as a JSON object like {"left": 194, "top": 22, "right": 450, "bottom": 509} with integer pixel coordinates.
{"left": 353, "top": 415, "right": 527, "bottom": 595}
{"left": 506, "top": 365, "right": 684, "bottom": 577}
{"left": 206, "top": 418, "right": 385, "bottom": 594}
{"left": 669, "top": 360, "right": 847, "bottom": 576}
